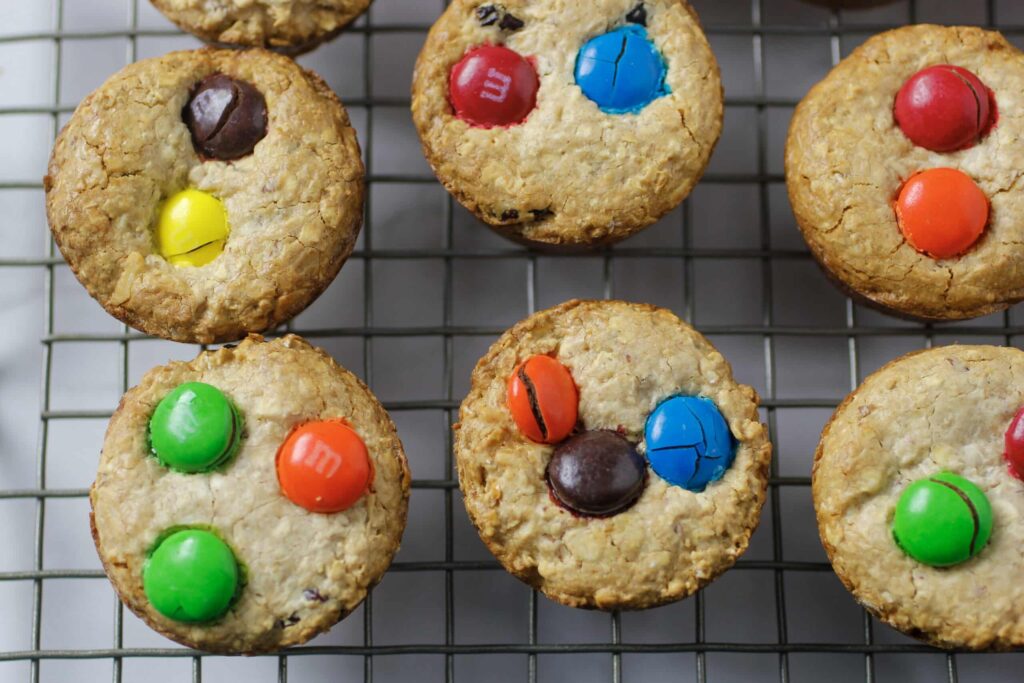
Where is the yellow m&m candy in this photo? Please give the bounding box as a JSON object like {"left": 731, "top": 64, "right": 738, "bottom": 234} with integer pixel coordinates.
{"left": 157, "top": 189, "right": 229, "bottom": 267}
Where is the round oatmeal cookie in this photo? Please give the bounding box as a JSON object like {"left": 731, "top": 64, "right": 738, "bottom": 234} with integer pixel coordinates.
{"left": 814, "top": 345, "right": 1024, "bottom": 650}
{"left": 90, "top": 335, "right": 410, "bottom": 654}
{"left": 786, "top": 25, "right": 1024, "bottom": 320}
{"left": 454, "top": 300, "right": 770, "bottom": 609}
{"left": 45, "top": 48, "right": 364, "bottom": 344}
{"left": 412, "top": 0, "right": 722, "bottom": 249}
{"left": 149, "top": 0, "right": 372, "bottom": 52}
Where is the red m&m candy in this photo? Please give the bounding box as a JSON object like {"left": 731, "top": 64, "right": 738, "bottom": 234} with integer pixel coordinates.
{"left": 1005, "top": 406, "right": 1024, "bottom": 480}
{"left": 507, "top": 355, "right": 578, "bottom": 444}
{"left": 894, "top": 65, "right": 993, "bottom": 152}
{"left": 449, "top": 45, "right": 539, "bottom": 128}
{"left": 895, "top": 168, "right": 988, "bottom": 259}
{"left": 276, "top": 420, "right": 373, "bottom": 513}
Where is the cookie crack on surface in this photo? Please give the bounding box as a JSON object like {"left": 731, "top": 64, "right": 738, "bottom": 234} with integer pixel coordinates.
{"left": 677, "top": 109, "right": 698, "bottom": 148}
{"left": 610, "top": 34, "right": 629, "bottom": 90}
{"left": 822, "top": 205, "right": 853, "bottom": 234}
{"left": 991, "top": 171, "right": 1024, "bottom": 197}
{"left": 940, "top": 266, "right": 955, "bottom": 302}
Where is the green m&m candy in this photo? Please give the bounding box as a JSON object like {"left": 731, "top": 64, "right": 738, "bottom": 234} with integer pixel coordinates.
{"left": 149, "top": 382, "right": 242, "bottom": 473}
{"left": 143, "top": 528, "right": 240, "bottom": 623}
{"left": 892, "top": 472, "right": 993, "bottom": 567}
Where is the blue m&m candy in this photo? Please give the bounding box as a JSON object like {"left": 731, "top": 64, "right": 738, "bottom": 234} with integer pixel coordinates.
{"left": 645, "top": 396, "right": 735, "bottom": 492}
{"left": 575, "top": 25, "right": 669, "bottom": 114}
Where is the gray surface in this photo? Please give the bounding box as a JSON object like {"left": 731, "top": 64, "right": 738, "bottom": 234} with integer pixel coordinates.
{"left": 2, "top": 0, "right": 1024, "bottom": 681}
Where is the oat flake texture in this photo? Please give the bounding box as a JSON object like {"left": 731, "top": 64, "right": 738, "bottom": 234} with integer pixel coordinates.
{"left": 149, "top": 0, "right": 372, "bottom": 52}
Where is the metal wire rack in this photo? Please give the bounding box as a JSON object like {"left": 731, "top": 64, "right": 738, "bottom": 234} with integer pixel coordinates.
{"left": 2, "top": 0, "right": 1024, "bottom": 681}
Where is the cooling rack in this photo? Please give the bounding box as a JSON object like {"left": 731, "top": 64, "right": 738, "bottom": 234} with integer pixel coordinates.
{"left": 2, "top": 0, "right": 1024, "bottom": 681}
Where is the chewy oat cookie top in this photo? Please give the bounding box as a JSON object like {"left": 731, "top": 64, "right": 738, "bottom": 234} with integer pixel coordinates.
{"left": 814, "top": 345, "right": 1024, "bottom": 650}
{"left": 149, "top": 0, "right": 372, "bottom": 52}
{"left": 787, "top": 25, "right": 1024, "bottom": 320}
{"left": 412, "top": 0, "right": 723, "bottom": 248}
{"left": 455, "top": 300, "right": 770, "bottom": 609}
{"left": 91, "top": 335, "right": 409, "bottom": 653}
{"left": 46, "top": 48, "right": 363, "bottom": 343}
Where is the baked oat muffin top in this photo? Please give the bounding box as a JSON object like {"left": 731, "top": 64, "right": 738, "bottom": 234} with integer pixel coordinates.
{"left": 91, "top": 335, "right": 410, "bottom": 653}
{"left": 46, "top": 48, "right": 364, "bottom": 343}
{"left": 787, "top": 25, "right": 1024, "bottom": 320}
{"left": 412, "top": 0, "right": 722, "bottom": 248}
{"left": 814, "top": 345, "right": 1024, "bottom": 649}
{"left": 455, "top": 300, "right": 770, "bottom": 609}
{"left": 149, "top": 0, "right": 372, "bottom": 52}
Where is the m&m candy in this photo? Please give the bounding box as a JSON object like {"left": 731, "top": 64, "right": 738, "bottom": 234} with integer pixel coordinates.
{"left": 894, "top": 65, "right": 993, "bottom": 152}
{"left": 575, "top": 25, "right": 669, "bottom": 114}
{"left": 895, "top": 167, "right": 988, "bottom": 259}
{"left": 276, "top": 420, "right": 373, "bottom": 513}
{"left": 507, "top": 354, "right": 578, "bottom": 444}
{"left": 157, "top": 189, "right": 230, "bottom": 267}
{"left": 184, "top": 73, "right": 268, "bottom": 161}
{"left": 143, "top": 528, "right": 240, "bottom": 623}
{"left": 449, "top": 45, "right": 539, "bottom": 128}
{"left": 1004, "top": 406, "right": 1024, "bottom": 480}
{"left": 644, "top": 395, "right": 735, "bottom": 492}
{"left": 546, "top": 430, "right": 646, "bottom": 517}
{"left": 149, "top": 382, "right": 242, "bottom": 473}
{"left": 892, "top": 472, "right": 992, "bottom": 567}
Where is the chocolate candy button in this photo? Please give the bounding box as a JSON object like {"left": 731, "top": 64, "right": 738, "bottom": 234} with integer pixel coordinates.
{"left": 644, "top": 396, "right": 735, "bottom": 492}
{"left": 276, "top": 420, "right": 374, "bottom": 513}
{"left": 547, "top": 431, "right": 646, "bottom": 517}
{"left": 507, "top": 355, "right": 578, "bottom": 444}
{"left": 1004, "top": 406, "right": 1024, "bottom": 480}
{"left": 895, "top": 168, "right": 988, "bottom": 259}
{"left": 575, "top": 25, "right": 669, "bottom": 114}
{"left": 895, "top": 65, "right": 993, "bottom": 152}
{"left": 892, "top": 472, "right": 992, "bottom": 567}
{"left": 157, "top": 189, "right": 229, "bottom": 267}
{"left": 143, "top": 528, "right": 240, "bottom": 623}
{"left": 449, "top": 45, "right": 539, "bottom": 128}
{"left": 184, "top": 74, "right": 268, "bottom": 161}
{"left": 149, "top": 382, "right": 242, "bottom": 473}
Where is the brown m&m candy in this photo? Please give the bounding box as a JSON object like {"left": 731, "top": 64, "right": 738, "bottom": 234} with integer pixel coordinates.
{"left": 507, "top": 355, "right": 578, "bottom": 444}
{"left": 184, "top": 74, "right": 268, "bottom": 161}
{"left": 546, "top": 430, "right": 646, "bottom": 517}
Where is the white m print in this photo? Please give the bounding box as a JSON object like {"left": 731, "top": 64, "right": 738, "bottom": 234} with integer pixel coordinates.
{"left": 302, "top": 441, "right": 342, "bottom": 478}
{"left": 480, "top": 68, "right": 512, "bottom": 103}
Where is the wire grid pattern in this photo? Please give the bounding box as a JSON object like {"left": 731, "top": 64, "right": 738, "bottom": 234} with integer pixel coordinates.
{"left": 2, "top": 0, "right": 1024, "bottom": 681}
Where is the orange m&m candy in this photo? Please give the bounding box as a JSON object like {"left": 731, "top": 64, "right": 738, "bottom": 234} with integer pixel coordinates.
{"left": 276, "top": 420, "right": 373, "bottom": 513}
{"left": 507, "top": 355, "right": 578, "bottom": 444}
{"left": 895, "top": 167, "right": 988, "bottom": 259}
